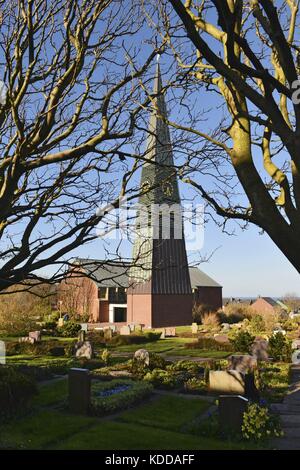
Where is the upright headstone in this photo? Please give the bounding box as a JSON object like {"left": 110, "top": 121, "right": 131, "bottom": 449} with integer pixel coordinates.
{"left": 219, "top": 395, "right": 249, "bottom": 434}
{"left": 104, "top": 328, "right": 113, "bottom": 341}
{"left": 68, "top": 368, "right": 91, "bottom": 415}
{"left": 165, "top": 327, "right": 176, "bottom": 337}
{"left": 78, "top": 330, "right": 86, "bottom": 342}
{"left": 209, "top": 370, "right": 245, "bottom": 395}
{"left": 74, "top": 341, "right": 93, "bottom": 360}
{"left": 134, "top": 349, "right": 150, "bottom": 366}
{"left": 191, "top": 323, "right": 198, "bottom": 334}
{"left": 129, "top": 324, "right": 135, "bottom": 332}
{"left": 0, "top": 340, "right": 5, "bottom": 365}
{"left": 160, "top": 328, "right": 166, "bottom": 339}
{"left": 120, "top": 325, "right": 131, "bottom": 336}
{"left": 80, "top": 323, "right": 88, "bottom": 332}
{"left": 58, "top": 318, "right": 64, "bottom": 327}
{"left": 110, "top": 325, "right": 117, "bottom": 333}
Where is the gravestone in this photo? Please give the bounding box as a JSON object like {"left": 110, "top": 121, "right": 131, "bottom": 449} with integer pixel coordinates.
{"left": 221, "top": 323, "right": 231, "bottom": 332}
{"left": 219, "top": 395, "right": 249, "bottom": 434}
{"left": 209, "top": 370, "right": 259, "bottom": 401}
{"left": 251, "top": 339, "right": 269, "bottom": 361}
{"left": 104, "top": 328, "right": 113, "bottom": 341}
{"left": 68, "top": 368, "right": 91, "bottom": 415}
{"left": 191, "top": 323, "right": 198, "bottom": 334}
{"left": 29, "top": 331, "right": 41, "bottom": 342}
{"left": 129, "top": 324, "right": 135, "bottom": 332}
{"left": 58, "top": 318, "right": 64, "bottom": 327}
{"left": 80, "top": 323, "right": 88, "bottom": 332}
{"left": 110, "top": 325, "right": 117, "bottom": 333}
{"left": 160, "top": 328, "right": 166, "bottom": 339}
{"left": 165, "top": 327, "right": 176, "bottom": 337}
{"left": 292, "top": 339, "right": 300, "bottom": 350}
{"left": 78, "top": 330, "right": 86, "bottom": 342}
{"left": 0, "top": 340, "right": 5, "bottom": 365}
{"left": 229, "top": 355, "right": 257, "bottom": 373}
{"left": 209, "top": 370, "right": 245, "bottom": 395}
{"left": 120, "top": 326, "right": 131, "bottom": 336}
{"left": 214, "top": 334, "right": 230, "bottom": 344}
{"left": 292, "top": 349, "right": 300, "bottom": 364}
{"left": 134, "top": 349, "right": 150, "bottom": 366}
{"left": 74, "top": 341, "right": 93, "bottom": 360}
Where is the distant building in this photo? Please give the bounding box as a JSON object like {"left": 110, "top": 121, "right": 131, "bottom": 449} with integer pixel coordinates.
{"left": 250, "top": 296, "right": 289, "bottom": 315}
{"left": 60, "top": 259, "right": 222, "bottom": 327}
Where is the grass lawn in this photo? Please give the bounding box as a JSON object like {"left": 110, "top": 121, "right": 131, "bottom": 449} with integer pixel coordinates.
{"left": 109, "top": 337, "right": 196, "bottom": 354}
{"left": 117, "top": 395, "right": 209, "bottom": 432}
{"left": 165, "top": 349, "right": 232, "bottom": 359}
{"left": 0, "top": 378, "right": 254, "bottom": 450}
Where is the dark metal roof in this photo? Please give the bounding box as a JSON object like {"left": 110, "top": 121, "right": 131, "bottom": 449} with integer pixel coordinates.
{"left": 73, "top": 258, "right": 221, "bottom": 291}
{"left": 189, "top": 266, "right": 222, "bottom": 288}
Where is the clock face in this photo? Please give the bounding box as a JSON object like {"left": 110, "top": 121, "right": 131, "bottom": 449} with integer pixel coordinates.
{"left": 162, "top": 181, "right": 174, "bottom": 197}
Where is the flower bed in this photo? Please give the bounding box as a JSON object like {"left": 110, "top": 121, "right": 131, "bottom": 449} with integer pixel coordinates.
{"left": 90, "top": 379, "right": 153, "bottom": 415}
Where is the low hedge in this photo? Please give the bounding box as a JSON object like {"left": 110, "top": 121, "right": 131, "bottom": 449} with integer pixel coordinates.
{"left": 0, "top": 367, "right": 37, "bottom": 421}
{"left": 143, "top": 368, "right": 184, "bottom": 389}
{"left": 5, "top": 339, "right": 76, "bottom": 357}
{"left": 9, "top": 357, "right": 105, "bottom": 381}
{"left": 185, "top": 337, "right": 232, "bottom": 352}
{"left": 90, "top": 379, "right": 153, "bottom": 415}
{"left": 109, "top": 332, "right": 161, "bottom": 346}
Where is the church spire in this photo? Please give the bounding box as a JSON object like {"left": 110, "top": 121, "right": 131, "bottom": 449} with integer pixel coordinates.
{"left": 140, "top": 61, "right": 180, "bottom": 206}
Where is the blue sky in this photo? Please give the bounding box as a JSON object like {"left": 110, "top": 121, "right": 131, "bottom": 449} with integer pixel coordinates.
{"left": 69, "top": 54, "right": 300, "bottom": 299}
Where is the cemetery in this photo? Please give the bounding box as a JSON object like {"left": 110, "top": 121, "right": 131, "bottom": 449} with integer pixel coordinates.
{"left": 1, "top": 308, "right": 299, "bottom": 450}
{"left": 2, "top": 0, "right": 300, "bottom": 454}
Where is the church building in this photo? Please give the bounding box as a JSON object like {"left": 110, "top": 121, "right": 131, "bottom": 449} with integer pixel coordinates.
{"left": 60, "top": 62, "right": 222, "bottom": 327}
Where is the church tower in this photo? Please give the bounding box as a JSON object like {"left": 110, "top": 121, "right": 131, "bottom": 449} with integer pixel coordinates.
{"left": 127, "top": 61, "right": 192, "bottom": 328}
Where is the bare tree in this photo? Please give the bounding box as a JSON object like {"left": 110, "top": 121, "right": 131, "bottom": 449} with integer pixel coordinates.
{"left": 0, "top": 0, "right": 169, "bottom": 292}
{"left": 144, "top": 0, "right": 300, "bottom": 273}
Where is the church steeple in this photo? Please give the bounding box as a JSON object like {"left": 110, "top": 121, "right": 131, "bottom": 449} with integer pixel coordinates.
{"left": 139, "top": 61, "right": 180, "bottom": 207}
{"left": 127, "top": 61, "right": 192, "bottom": 328}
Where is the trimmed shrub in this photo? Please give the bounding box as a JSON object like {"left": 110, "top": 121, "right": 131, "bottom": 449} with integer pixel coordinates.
{"left": 109, "top": 332, "right": 161, "bottom": 346}
{"left": 184, "top": 377, "right": 207, "bottom": 394}
{"left": 143, "top": 368, "right": 181, "bottom": 389}
{"left": 57, "top": 321, "right": 81, "bottom": 338}
{"left": 5, "top": 339, "right": 75, "bottom": 357}
{"left": 168, "top": 360, "right": 201, "bottom": 375}
{"left": 268, "top": 332, "right": 292, "bottom": 362}
{"left": 90, "top": 379, "right": 153, "bottom": 415}
{"left": 131, "top": 352, "right": 167, "bottom": 377}
{"left": 231, "top": 330, "right": 255, "bottom": 353}
{"left": 186, "top": 337, "right": 232, "bottom": 352}
{"left": 0, "top": 367, "right": 37, "bottom": 420}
